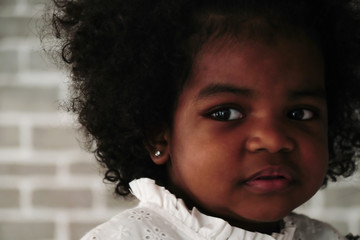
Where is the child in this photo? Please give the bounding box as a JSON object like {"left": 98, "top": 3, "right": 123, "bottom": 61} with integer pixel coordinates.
{"left": 48, "top": 0, "right": 360, "bottom": 239}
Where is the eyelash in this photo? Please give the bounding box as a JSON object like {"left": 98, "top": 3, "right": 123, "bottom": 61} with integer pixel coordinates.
{"left": 206, "top": 106, "right": 245, "bottom": 121}
{"left": 287, "top": 108, "right": 319, "bottom": 121}
{"left": 205, "top": 106, "right": 319, "bottom": 122}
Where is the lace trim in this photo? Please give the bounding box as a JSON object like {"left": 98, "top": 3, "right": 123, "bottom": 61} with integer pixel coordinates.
{"left": 130, "top": 178, "right": 296, "bottom": 240}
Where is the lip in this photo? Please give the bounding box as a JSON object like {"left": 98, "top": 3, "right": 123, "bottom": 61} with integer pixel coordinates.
{"left": 244, "top": 167, "right": 295, "bottom": 193}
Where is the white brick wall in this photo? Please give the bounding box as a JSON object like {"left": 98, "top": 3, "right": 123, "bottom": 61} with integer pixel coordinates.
{"left": 0, "top": 1, "right": 358, "bottom": 239}
{"left": 0, "top": 1, "right": 136, "bottom": 240}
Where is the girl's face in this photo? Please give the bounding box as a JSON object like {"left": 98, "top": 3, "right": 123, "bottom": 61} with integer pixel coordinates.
{"left": 163, "top": 36, "right": 328, "bottom": 232}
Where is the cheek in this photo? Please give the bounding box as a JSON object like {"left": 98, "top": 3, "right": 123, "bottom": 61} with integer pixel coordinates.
{"left": 168, "top": 125, "right": 240, "bottom": 180}
{"left": 300, "top": 133, "right": 329, "bottom": 182}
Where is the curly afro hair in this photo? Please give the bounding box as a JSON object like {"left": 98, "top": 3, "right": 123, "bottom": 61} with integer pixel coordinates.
{"left": 47, "top": 0, "right": 360, "bottom": 196}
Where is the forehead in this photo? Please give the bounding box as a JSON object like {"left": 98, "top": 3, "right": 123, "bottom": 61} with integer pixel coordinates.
{"left": 186, "top": 35, "right": 324, "bottom": 93}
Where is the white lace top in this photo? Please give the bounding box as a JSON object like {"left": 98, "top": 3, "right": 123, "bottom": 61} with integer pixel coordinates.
{"left": 81, "top": 178, "right": 345, "bottom": 240}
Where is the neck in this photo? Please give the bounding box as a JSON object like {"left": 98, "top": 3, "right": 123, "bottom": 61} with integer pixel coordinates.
{"left": 166, "top": 182, "right": 284, "bottom": 235}
{"left": 195, "top": 204, "right": 284, "bottom": 235}
{"left": 226, "top": 218, "right": 283, "bottom": 235}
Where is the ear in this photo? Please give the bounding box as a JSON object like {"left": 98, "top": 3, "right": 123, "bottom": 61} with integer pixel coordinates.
{"left": 144, "top": 128, "right": 170, "bottom": 165}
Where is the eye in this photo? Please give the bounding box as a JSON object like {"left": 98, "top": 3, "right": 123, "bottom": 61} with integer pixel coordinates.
{"left": 288, "top": 108, "right": 317, "bottom": 120}
{"left": 209, "top": 108, "right": 244, "bottom": 121}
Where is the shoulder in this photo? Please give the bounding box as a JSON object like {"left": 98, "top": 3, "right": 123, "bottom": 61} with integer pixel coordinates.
{"left": 80, "top": 206, "right": 186, "bottom": 240}
{"left": 288, "top": 212, "right": 346, "bottom": 240}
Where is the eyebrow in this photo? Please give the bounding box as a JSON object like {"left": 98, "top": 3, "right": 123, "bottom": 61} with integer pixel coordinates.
{"left": 196, "top": 83, "right": 253, "bottom": 100}
{"left": 289, "top": 88, "right": 326, "bottom": 100}
{"left": 196, "top": 83, "right": 326, "bottom": 101}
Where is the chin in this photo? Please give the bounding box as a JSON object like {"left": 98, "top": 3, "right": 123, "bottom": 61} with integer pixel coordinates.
{"left": 243, "top": 208, "right": 293, "bottom": 223}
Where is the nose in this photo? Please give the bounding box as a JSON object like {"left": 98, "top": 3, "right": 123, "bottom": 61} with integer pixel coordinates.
{"left": 245, "top": 120, "right": 295, "bottom": 153}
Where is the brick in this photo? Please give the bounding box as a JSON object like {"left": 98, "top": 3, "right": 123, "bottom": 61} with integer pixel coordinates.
{"left": 0, "top": 1, "right": 17, "bottom": 15}
{"left": 27, "top": 0, "right": 47, "bottom": 6}
{"left": 0, "top": 126, "right": 19, "bottom": 147}
{"left": 106, "top": 192, "right": 121, "bottom": 208}
{"left": 70, "top": 222, "right": 102, "bottom": 240}
{"left": 106, "top": 192, "right": 138, "bottom": 209}
{"left": 0, "top": 163, "right": 56, "bottom": 175}
{"left": 33, "top": 189, "right": 92, "bottom": 208}
{"left": 0, "top": 189, "right": 19, "bottom": 208}
{"left": 0, "top": 73, "right": 18, "bottom": 84}
{"left": 324, "top": 187, "right": 360, "bottom": 207}
{"left": 33, "top": 126, "right": 80, "bottom": 150}
{"left": 0, "top": 86, "right": 59, "bottom": 112}
{"left": 0, "top": 17, "right": 33, "bottom": 38}
{"left": 0, "top": 221, "right": 54, "bottom": 240}
{"left": 0, "top": 0, "right": 16, "bottom": 6}
{"left": 69, "top": 162, "right": 99, "bottom": 175}
{"left": 0, "top": 50, "right": 18, "bottom": 73}
{"left": 327, "top": 221, "right": 349, "bottom": 236}
{"left": 28, "top": 50, "right": 57, "bottom": 71}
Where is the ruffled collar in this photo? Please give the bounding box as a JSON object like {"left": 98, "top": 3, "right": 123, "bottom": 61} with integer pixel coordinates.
{"left": 130, "top": 178, "right": 296, "bottom": 240}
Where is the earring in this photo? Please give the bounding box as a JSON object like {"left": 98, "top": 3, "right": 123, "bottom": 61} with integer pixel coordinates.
{"left": 154, "top": 150, "right": 161, "bottom": 157}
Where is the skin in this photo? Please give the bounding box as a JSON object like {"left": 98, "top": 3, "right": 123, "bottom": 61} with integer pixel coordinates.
{"left": 154, "top": 35, "right": 329, "bottom": 234}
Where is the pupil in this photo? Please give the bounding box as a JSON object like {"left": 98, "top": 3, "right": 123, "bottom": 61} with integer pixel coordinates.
{"left": 215, "top": 110, "right": 230, "bottom": 120}
{"left": 292, "top": 110, "right": 304, "bottom": 119}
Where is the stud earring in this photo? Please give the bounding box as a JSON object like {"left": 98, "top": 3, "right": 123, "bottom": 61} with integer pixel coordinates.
{"left": 154, "top": 150, "right": 161, "bottom": 157}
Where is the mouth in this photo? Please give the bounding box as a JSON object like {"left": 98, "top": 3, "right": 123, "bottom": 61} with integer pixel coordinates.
{"left": 244, "top": 167, "right": 295, "bottom": 193}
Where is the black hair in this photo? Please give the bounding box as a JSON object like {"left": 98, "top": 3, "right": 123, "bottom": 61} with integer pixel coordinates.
{"left": 46, "top": 0, "right": 360, "bottom": 196}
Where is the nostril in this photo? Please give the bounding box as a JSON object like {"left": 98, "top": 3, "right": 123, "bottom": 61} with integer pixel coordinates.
{"left": 246, "top": 135, "right": 295, "bottom": 153}
{"left": 281, "top": 146, "right": 293, "bottom": 153}
{"left": 254, "top": 148, "right": 266, "bottom": 153}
